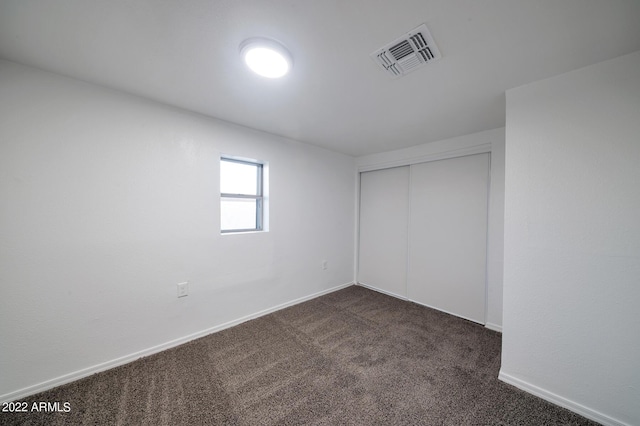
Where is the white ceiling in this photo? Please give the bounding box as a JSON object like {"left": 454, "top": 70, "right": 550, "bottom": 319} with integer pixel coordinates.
{"left": 1, "top": 1, "right": 639, "bottom": 157}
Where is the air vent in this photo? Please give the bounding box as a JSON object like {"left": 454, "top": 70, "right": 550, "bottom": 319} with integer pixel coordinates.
{"left": 371, "top": 23, "right": 441, "bottom": 78}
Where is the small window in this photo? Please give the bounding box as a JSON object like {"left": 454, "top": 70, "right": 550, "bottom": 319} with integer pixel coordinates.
{"left": 220, "top": 157, "right": 264, "bottom": 233}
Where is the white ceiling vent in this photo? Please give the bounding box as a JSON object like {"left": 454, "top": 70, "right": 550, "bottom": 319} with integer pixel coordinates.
{"left": 371, "top": 23, "right": 441, "bottom": 78}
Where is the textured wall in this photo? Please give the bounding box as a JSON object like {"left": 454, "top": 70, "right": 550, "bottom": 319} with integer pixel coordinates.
{"left": 0, "top": 60, "right": 356, "bottom": 400}
{"left": 501, "top": 51, "right": 640, "bottom": 425}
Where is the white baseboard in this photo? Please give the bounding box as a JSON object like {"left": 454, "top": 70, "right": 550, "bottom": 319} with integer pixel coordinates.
{"left": 356, "top": 282, "right": 408, "bottom": 301}
{"left": 498, "top": 370, "right": 631, "bottom": 426}
{"left": 357, "top": 282, "right": 495, "bottom": 328}
{"left": 1, "top": 282, "right": 354, "bottom": 404}
{"left": 484, "top": 322, "right": 502, "bottom": 333}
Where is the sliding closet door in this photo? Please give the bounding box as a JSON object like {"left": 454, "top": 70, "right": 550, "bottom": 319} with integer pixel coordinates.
{"left": 408, "top": 154, "right": 489, "bottom": 324}
{"left": 358, "top": 166, "right": 409, "bottom": 297}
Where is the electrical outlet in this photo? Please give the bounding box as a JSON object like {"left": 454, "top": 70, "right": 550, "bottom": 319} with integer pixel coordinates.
{"left": 177, "top": 282, "right": 189, "bottom": 298}
{"left": 321, "top": 260, "right": 328, "bottom": 270}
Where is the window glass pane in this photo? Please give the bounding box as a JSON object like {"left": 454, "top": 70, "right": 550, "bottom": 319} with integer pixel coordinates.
{"left": 220, "top": 160, "right": 259, "bottom": 195}
{"left": 221, "top": 198, "right": 258, "bottom": 231}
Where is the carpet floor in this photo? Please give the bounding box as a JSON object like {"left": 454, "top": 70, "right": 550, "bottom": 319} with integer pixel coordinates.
{"left": 1, "top": 285, "right": 599, "bottom": 425}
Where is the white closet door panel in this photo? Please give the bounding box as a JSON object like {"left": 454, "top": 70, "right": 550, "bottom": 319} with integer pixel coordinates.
{"left": 408, "top": 154, "right": 489, "bottom": 323}
{"left": 358, "top": 166, "right": 409, "bottom": 297}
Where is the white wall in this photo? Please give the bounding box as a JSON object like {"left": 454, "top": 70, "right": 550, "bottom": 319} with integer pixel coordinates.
{"left": 486, "top": 131, "right": 505, "bottom": 330}
{"left": 356, "top": 127, "right": 505, "bottom": 331}
{"left": 501, "top": 50, "right": 640, "bottom": 426}
{"left": 0, "top": 60, "right": 356, "bottom": 401}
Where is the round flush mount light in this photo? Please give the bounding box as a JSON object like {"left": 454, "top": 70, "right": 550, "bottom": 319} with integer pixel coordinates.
{"left": 240, "top": 37, "right": 292, "bottom": 79}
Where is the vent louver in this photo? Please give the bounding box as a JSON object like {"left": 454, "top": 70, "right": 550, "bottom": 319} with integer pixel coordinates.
{"left": 371, "top": 23, "right": 441, "bottom": 78}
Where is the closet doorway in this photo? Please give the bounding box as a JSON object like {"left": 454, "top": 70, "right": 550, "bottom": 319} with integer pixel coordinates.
{"left": 358, "top": 153, "right": 490, "bottom": 324}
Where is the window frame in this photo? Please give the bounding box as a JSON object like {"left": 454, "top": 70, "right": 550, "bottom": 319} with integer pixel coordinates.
{"left": 220, "top": 157, "right": 264, "bottom": 234}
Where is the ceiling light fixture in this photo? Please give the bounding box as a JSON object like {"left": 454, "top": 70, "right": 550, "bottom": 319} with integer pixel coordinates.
{"left": 240, "top": 37, "right": 292, "bottom": 79}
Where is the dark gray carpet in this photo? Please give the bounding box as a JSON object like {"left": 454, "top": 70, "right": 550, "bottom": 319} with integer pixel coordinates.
{"left": 1, "top": 285, "right": 599, "bottom": 425}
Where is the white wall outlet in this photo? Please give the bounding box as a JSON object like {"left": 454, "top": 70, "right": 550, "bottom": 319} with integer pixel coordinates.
{"left": 321, "top": 260, "right": 328, "bottom": 270}
{"left": 177, "top": 282, "right": 189, "bottom": 298}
